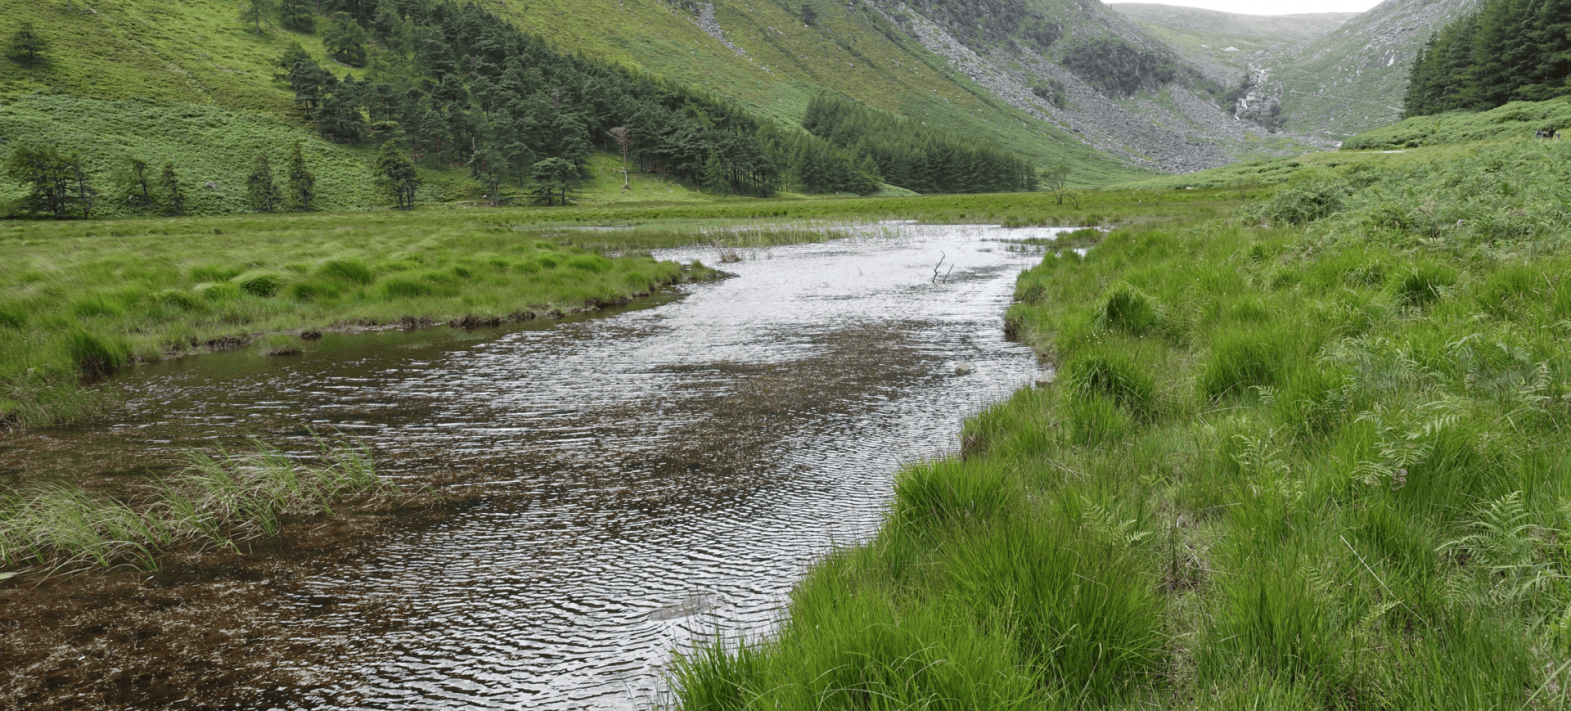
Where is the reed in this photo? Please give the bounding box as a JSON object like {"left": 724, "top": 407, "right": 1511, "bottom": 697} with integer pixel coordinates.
{"left": 0, "top": 439, "right": 401, "bottom": 573}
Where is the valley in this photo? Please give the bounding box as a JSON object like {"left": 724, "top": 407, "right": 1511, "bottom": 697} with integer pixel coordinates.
{"left": 4, "top": 0, "right": 1571, "bottom": 708}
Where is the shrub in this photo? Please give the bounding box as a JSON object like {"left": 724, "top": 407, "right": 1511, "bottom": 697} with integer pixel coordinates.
{"left": 1063, "top": 350, "right": 1157, "bottom": 415}
{"left": 1201, "top": 328, "right": 1290, "bottom": 400}
{"left": 315, "top": 257, "right": 373, "bottom": 284}
{"left": 233, "top": 270, "right": 284, "bottom": 297}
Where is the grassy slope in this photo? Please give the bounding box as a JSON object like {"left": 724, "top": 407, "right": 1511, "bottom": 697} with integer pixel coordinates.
{"left": 673, "top": 126, "right": 1571, "bottom": 711}
{"left": 0, "top": 0, "right": 1150, "bottom": 196}
{"left": 1111, "top": 5, "right": 1356, "bottom": 74}
{"left": 1343, "top": 98, "right": 1571, "bottom": 150}
{"left": 1263, "top": 0, "right": 1479, "bottom": 138}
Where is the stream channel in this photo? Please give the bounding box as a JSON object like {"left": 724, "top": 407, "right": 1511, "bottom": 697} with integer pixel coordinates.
{"left": 8, "top": 224, "right": 1069, "bottom": 709}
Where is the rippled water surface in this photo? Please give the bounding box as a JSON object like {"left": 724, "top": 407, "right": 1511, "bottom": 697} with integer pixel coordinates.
{"left": 5, "top": 225, "right": 1065, "bottom": 709}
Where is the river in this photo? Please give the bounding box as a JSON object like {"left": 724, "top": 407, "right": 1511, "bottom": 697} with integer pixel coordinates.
{"left": 4, "top": 224, "right": 1067, "bottom": 709}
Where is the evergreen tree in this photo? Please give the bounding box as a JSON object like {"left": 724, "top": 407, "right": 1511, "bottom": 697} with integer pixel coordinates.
{"left": 289, "top": 58, "right": 333, "bottom": 114}
{"left": 286, "top": 142, "right": 316, "bottom": 211}
{"left": 5, "top": 22, "right": 48, "bottom": 69}
{"left": 468, "top": 146, "right": 508, "bottom": 206}
{"left": 161, "top": 163, "right": 186, "bottom": 217}
{"left": 246, "top": 154, "right": 282, "bottom": 213}
{"left": 801, "top": 5, "right": 818, "bottom": 26}
{"left": 316, "top": 92, "right": 366, "bottom": 143}
{"left": 323, "top": 15, "right": 368, "bottom": 67}
{"left": 277, "top": 40, "right": 311, "bottom": 78}
{"left": 701, "top": 153, "right": 728, "bottom": 194}
{"left": 4, "top": 143, "right": 78, "bottom": 219}
{"left": 281, "top": 0, "right": 315, "bottom": 33}
{"left": 240, "top": 0, "right": 278, "bottom": 34}
{"left": 375, "top": 142, "right": 420, "bottom": 209}
{"left": 530, "top": 157, "right": 577, "bottom": 206}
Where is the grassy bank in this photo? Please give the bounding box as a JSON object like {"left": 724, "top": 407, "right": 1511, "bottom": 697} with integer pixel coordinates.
{"left": 0, "top": 188, "right": 1237, "bottom": 429}
{"left": 669, "top": 132, "right": 1571, "bottom": 707}
{"left": 0, "top": 212, "right": 720, "bottom": 429}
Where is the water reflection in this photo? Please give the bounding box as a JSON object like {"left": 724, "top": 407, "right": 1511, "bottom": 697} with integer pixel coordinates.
{"left": 7, "top": 224, "right": 1068, "bottom": 709}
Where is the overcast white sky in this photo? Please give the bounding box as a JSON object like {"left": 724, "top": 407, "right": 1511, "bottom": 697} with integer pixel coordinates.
{"left": 1103, "top": 0, "right": 1384, "bottom": 15}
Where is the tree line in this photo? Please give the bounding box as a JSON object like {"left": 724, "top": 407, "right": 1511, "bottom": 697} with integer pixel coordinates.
{"left": 1403, "top": 0, "right": 1571, "bottom": 117}
{"left": 801, "top": 94, "right": 1038, "bottom": 194}
{"left": 4, "top": 139, "right": 421, "bottom": 219}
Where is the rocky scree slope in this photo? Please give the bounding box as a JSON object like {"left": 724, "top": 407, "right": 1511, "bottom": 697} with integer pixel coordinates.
{"left": 841, "top": 0, "right": 1331, "bottom": 173}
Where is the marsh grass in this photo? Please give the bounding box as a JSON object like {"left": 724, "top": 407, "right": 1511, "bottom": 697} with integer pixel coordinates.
{"left": 671, "top": 141, "right": 1571, "bottom": 708}
{"left": 0, "top": 439, "right": 401, "bottom": 574}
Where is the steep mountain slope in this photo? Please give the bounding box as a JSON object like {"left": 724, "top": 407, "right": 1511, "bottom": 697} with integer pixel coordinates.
{"left": 0, "top": 0, "right": 1336, "bottom": 199}
{"left": 1108, "top": 4, "right": 1356, "bottom": 74}
{"left": 848, "top": 0, "right": 1327, "bottom": 172}
{"left": 1250, "top": 0, "right": 1481, "bottom": 138}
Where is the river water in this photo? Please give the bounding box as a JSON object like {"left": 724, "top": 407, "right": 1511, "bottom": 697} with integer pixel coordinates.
{"left": 6, "top": 224, "right": 1065, "bottom": 709}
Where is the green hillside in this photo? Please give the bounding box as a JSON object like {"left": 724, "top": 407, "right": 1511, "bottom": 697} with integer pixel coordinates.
{"left": 0, "top": 0, "right": 1151, "bottom": 204}
{"left": 1110, "top": 4, "right": 1356, "bottom": 73}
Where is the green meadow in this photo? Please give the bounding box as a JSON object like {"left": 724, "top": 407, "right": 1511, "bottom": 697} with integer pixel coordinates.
{"left": 669, "top": 134, "right": 1571, "bottom": 707}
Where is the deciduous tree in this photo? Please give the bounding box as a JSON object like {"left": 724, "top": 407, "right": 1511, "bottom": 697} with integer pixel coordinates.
{"left": 4, "top": 143, "right": 78, "bottom": 219}
{"left": 161, "top": 163, "right": 186, "bottom": 216}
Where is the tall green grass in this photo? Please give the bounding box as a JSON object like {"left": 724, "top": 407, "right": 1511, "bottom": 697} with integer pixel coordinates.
{"left": 671, "top": 137, "right": 1571, "bottom": 708}
{"left": 0, "top": 439, "right": 400, "bottom": 573}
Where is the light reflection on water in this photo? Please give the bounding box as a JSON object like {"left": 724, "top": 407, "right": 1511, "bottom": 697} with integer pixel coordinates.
{"left": 10, "top": 224, "right": 1070, "bottom": 709}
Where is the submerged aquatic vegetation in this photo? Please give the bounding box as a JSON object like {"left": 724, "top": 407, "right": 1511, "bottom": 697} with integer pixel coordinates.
{"left": 0, "top": 439, "right": 403, "bottom": 573}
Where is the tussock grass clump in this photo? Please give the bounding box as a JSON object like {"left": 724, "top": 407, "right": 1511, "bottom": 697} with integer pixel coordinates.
{"left": 234, "top": 270, "right": 285, "bottom": 297}
{"left": 0, "top": 440, "right": 401, "bottom": 573}
{"left": 1101, "top": 283, "right": 1162, "bottom": 335}
{"left": 672, "top": 143, "right": 1571, "bottom": 707}
{"left": 315, "top": 257, "right": 375, "bottom": 285}
{"left": 1064, "top": 350, "right": 1157, "bottom": 416}
{"left": 1200, "top": 327, "right": 1295, "bottom": 401}
{"left": 1397, "top": 262, "right": 1457, "bottom": 306}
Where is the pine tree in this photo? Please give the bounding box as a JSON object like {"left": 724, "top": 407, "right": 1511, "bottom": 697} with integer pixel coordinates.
{"left": 281, "top": 0, "right": 315, "bottom": 33}
{"left": 161, "top": 163, "right": 186, "bottom": 216}
{"left": 530, "top": 157, "right": 576, "bottom": 206}
{"left": 5, "top": 23, "right": 48, "bottom": 68}
{"left": 701, "top": 153, "right": 728, "bottom": 194}
{"left": 375, "top": 142, "right": 421, "bottom": 209}
{"left": 246, "top": 154, "right": 282, "bottom": 213}
{"left": 323, "top": 16, "right": 368, "bottom": 67}
{"left": 286, "top": 142, "right": 316, "bottom": 211}
{"left": 468, "top": 146, "right": 507, "bottom": 206}
{"left": 240, "top": 0, "right": 278, "bottom": 34}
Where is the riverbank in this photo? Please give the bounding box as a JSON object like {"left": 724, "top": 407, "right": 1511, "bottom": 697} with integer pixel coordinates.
{"left": 670, "top": 138, "right": 1571, "bottom": 708}
{"left": 0, "top": 190, "right": 1240, "bottom": 430}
